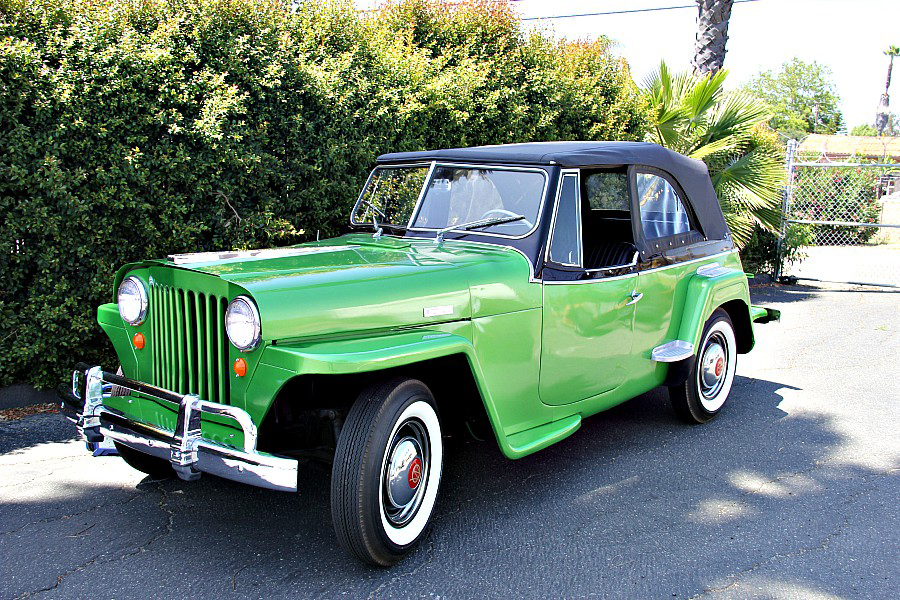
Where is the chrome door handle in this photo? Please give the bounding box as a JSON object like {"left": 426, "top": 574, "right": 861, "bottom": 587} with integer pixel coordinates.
{"left": 626, "top": 291, "right": 643, "bottom": 306}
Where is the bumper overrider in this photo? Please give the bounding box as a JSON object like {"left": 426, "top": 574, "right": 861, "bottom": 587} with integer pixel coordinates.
{"left": 57, "top": 363, "right": 298, "bottom": 492}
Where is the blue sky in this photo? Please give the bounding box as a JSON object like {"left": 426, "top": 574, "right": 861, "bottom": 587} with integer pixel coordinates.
{"left": 357, "top": 0, "right": 900, "bottom": 133}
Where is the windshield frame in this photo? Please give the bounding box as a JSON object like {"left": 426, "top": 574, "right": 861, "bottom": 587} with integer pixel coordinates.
{"left": 349, "top": 161, "right": 550, "bottom": 241}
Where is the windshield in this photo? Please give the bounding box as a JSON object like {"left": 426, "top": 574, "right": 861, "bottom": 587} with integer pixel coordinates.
{"left": 351, "top": 165, "right": 546, "bottom": 237}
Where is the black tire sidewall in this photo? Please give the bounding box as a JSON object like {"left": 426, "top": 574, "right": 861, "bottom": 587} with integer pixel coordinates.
{"left": 332, "top": 377, "right": 442, "bottom": 566}
{"left": 366, "top": 381, "right": 440, "bottom": 556}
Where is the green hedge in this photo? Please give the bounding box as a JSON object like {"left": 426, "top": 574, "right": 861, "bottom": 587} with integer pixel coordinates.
{"left": 0, "top": 0, "right": 648, "bottom": 389}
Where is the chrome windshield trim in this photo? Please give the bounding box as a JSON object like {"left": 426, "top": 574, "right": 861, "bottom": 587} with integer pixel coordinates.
{"left": 351, "top": 162, "right": 551, "bottom": 241}
{"left": 406, "top": 162, "right": 550, "bottom": 240}
{"left": 407, "top": 161, "right": 437, "bottom": 230}
{"left": 348, "top": 162, "right": 434, "bottom": 228}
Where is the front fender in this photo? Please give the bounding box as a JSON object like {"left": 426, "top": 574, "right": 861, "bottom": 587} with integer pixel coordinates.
{"left": 247, "top": 322, "right": 558, "bottom": 461}
{"left": 259, "top": 330, "right": 477, "bottom": 375}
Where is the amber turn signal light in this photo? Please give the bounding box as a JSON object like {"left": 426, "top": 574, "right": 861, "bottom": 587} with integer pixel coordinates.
{"left": 132, "top": 333, "right": 145, "bottom": 350}
{"left": 234, "top": 358, "right": 248, "bottom": 377}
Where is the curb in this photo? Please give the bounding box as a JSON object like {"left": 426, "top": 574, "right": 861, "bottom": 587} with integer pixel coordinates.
{"left": 0, "top": 384, "right": 59, "bottom": 411}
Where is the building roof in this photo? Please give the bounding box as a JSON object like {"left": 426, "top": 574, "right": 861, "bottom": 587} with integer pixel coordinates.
{"left": 377, "top": 141, "right": 730, "bottom": 243}
{"left": 798, "top": 134, "right": 900, "bottom": 161}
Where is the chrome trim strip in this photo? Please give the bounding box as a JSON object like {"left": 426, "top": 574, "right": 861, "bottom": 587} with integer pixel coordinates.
{"left": 543, "top": 272, "right": 639, "bottom": 285}
{"left": 68, "top": 366, "right": 298, "bottom": 492}
{"left": 645, "top": 249, "right": 737, "bottom": 274}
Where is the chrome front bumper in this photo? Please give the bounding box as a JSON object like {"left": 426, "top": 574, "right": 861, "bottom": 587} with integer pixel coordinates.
{"left": 58, "top": 363, "right": 298, "bottom": 492}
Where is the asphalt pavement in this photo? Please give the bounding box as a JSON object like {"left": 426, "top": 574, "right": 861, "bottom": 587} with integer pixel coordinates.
{"left": 1, "top": 281, "right": 898, "bottom": 599}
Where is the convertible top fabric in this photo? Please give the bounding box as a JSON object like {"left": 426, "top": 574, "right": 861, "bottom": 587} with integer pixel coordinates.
{"left": 377, "top": 141, "right": 730, "bottom": 241}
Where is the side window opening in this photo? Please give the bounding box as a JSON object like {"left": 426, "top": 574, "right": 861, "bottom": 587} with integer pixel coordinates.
{"left": 580, "top": 169, "right": 638, "bottom": 270}
{"left": 548, "top": 174, "right": 582, "bottom": 266}
{"left": 635, "top": 172, "right": 693, "bottom": 240}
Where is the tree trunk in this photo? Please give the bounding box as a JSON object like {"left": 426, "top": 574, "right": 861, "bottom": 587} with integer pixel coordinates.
{"left": 692, "top": 0, "right": 734, "bottom": 75}
{"left": 886, "top": 54, "right": 894, "bottom": 96}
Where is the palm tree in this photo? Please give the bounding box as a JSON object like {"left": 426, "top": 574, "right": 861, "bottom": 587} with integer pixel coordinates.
{"left": 644, "top": 62, "right": 783, "bottom": 246}
{"left": 692, "top": 0, "right": 734, "bottom": 74}
{"left": 876, "top": 45, "right": 899, "bottom": 136}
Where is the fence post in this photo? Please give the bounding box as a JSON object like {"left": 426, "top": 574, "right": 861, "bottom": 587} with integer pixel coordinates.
{"left": 775, "top": 138, "right": 798, "bottom": 280}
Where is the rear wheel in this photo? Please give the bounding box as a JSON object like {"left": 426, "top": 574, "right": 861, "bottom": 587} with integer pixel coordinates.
{"left": 114, "top": 443, "right": 174, "bottom": 479}
{"left": 669, "top": 308, "right": 737, "bottom": 424}
{"left": 331, "top": 377, "right": 443, "bottom": 567}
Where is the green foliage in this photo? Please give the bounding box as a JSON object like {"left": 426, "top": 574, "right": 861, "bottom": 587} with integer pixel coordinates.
{"left": 643, "top": 62, "right": 785, "bottom": 246}
{"left": 744, "top": 57, "right": 844, "bottom": 139}
{"left": 0, "top": 0, "right": 648, "bottom": 389}
{"left": 851, "top": 117, "right": 898, "bottom": 137}
{"left": 851, "top": 124, "right": 879, "bottom": 136}
{"left": 739, "top": 223, "right": 813, "bottom": 276}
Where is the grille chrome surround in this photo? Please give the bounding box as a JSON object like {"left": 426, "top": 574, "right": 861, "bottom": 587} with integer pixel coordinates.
{"left": 149, "top": 283, "right": 230, "bottom": 405}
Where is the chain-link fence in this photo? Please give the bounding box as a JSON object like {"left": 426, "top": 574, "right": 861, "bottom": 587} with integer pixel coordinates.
{"left": 779, "top": 141, "right": 900, "bottom": 288}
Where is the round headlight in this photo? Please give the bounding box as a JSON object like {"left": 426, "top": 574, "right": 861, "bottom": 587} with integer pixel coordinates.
{"left": 226, "top": 296, "right": 261, "bottom": 351}
{"left": 118, "top": 276, "right": 148, "bottom": 326}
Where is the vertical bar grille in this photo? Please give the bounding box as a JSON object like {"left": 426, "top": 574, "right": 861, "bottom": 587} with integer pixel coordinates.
{"left": 150, "top": 283, "right": 230, "bottom": 404}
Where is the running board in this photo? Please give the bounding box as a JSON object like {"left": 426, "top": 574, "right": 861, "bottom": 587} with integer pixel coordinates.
{"left": 505, "top": 414, "right": 582, "bottom": 458}
{"left": 651, "top": 340, "right": 695, "bottom": 363}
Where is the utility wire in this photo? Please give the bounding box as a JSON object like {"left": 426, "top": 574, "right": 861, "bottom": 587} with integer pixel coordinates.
{"left": 520, "top": 0, "right": 759, "bottom": 22}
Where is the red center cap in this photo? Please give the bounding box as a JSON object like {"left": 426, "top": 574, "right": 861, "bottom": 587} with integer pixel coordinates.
{"left": 715, "top": 357, "right": 724, "bottom": 377}
{"left": 408, "top": 458, "right": 423, "bottom": 489}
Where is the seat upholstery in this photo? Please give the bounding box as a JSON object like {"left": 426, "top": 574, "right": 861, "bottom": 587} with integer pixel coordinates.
{"left": 584, "top": 240, "right": 638, "bottom": 270}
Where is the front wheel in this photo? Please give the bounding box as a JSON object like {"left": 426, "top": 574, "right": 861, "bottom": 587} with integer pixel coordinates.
{"left": 331, "top": 378, "right": 443, "bottom": 566}
{"left": 669, "top": 308, "right": 737, "bottom": 424}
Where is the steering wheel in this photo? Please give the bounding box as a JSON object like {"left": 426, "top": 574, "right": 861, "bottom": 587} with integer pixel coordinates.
{"left": 479, "top": 209, "right": 534, "bottom": 230}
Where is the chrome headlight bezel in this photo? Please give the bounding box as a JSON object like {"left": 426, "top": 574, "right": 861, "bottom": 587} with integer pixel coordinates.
{"left": 117, "top": 275, "right": 148, "bottom": 326}
{"left": 225, "top": 295, "right": 261, "bottom": 352}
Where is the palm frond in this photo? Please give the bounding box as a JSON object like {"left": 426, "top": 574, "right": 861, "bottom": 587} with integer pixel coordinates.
{"left": 643, "top": 62, "right": 783, "bottom": 248}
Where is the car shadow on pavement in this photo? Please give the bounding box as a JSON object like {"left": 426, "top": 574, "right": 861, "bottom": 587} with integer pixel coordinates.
{"left": 751, "top": 282, "right": 899, "bottom": 307}
{"left": 3, "top": 371, "right": 895, "bottom": 599}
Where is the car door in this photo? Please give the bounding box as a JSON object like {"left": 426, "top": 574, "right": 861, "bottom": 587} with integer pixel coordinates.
{"left": 539, "top": 170, "right": 638, "bottom": 406}
{"left": 629, "top": 167, "right": 707, "bottom": 379}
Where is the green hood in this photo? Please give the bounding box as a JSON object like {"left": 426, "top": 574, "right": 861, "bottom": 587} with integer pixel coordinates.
{"left": 138, "top": 234, "right": 538, "bottom": 343}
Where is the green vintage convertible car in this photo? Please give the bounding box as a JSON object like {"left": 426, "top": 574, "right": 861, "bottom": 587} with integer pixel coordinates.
{"left": 60, "top": 142, "right": 779, "bottom": 566}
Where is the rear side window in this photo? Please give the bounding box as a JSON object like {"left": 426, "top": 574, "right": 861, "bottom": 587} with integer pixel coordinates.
{"left": 635, "top": 173, "right": 692, "bottom": 239}
{"left": 584, "top": 172, "right": 629, "bottom": 211}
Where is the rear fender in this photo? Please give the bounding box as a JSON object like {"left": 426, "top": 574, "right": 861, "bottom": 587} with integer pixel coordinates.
{"left": 677, "top": 268, "right": 754, "bottom": 354}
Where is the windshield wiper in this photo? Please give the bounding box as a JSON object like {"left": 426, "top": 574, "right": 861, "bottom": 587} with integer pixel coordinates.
{"left": 357, "top": 199, "right": 407, "bottom": 238}
{"left": 434, "top": 214, "right": 525, "bottom": 245}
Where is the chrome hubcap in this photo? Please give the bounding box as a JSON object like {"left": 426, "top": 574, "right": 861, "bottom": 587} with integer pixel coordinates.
{"left": 699, "top": 334, "right": 728, "bottom": 399}
{"left": 382, "top": 418, "right": 429, "bottom": 527}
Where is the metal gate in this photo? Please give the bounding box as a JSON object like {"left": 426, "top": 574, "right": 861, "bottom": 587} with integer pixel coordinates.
{"left": 779, "top": 140, "right": 900, "bottom": 288}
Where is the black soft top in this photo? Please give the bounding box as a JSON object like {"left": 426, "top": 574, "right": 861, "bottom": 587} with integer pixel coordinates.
{"left": 378, "top": 141, "right": 729, "bottom": 242}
